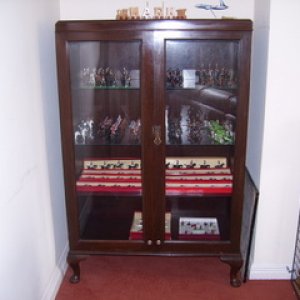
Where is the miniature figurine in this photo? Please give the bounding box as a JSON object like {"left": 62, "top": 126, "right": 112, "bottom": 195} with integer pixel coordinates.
{"left": 154, "top": 7, "right": 163, "bottom": 19}
{"left": 120, "top": 67, "right": 131, "bottom": 87}
{"left": 166, "top": 68, "right": 183, "bottom": 88}
{"left": 173, "top": 160, "right": 183, "bottom": 168}
{"left": 227, "top": 68, "right": 235, "bottom": 88}
{"left": 100, "top": 161, "right": 113, "bottom": 169}
{"left": 185, "top": 160, "right": 196, "bottom": 168}
{"left": 198, "top": 64, "right": 207, "bottom": 85}
{"left": 95, "top": 68, "right": 106, "bottom": 86}
{"left": 219, "top": 67, "right": 226, "bottom": 87}
{"left": 176, "top": 9, "right": 187, "bottom": 19}
{"left": 87, "top": 161, "right": 97, "bottom": 169}
{"left": 119, "top": 9, "right": 129, "bottom": 20}
{"left": 74, "top": 118, "right": 95, "bottom": 145}
{"left": 113, "top": 160, "right": 124, "bottom": 168}
{"left": 196, "top": 0, "right": 228, "bottom": 18}
{"left": 110, "top": 115, "right": 122, "bottom": 142}
{"left": 129, "top": 7, "right": 140, "bottom": 19}
{"left": 214, "top": 63, "right": 220, "bottom": 85}
{"left": 116, "top": 9, "right": 121, "bottom": 20}
{"left": 208, "top": 63, "right": 215, "bottom": 86}
{"left": 208, "top": 120, "right": 235, "bottom": 145}
{"left": 128, "top": 161, "right": 139, "bottom": 169}
{"left": 215, "top": 161, "right": 225, "bottom": 168}
{"left": 97, "top": 116, "right": 113, "bottom": 142}
{"left": 200, "top": 160, "right": 210, "bottom": 169}
{"left": 129, "top": 118, "right": 141, "bottom": 144}
{"left": 142, "top": 1, "right": 151, "bottom": 19}
{"left": 104, "top": 67, "right": 116, "bottom": 86}
{"left": 166, "top": 7, "right": 175, "bottom": 19}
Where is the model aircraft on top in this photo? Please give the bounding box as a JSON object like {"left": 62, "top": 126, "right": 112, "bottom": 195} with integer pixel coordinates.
{"left": 195, "top": 0, "right": 228, "bottom": 11}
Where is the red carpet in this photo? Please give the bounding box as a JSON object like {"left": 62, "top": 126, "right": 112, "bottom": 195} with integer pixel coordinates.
{"left": 56, "top": 256, "right": 296, "bottom": 300}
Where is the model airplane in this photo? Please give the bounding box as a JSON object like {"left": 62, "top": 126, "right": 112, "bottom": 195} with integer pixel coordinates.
{"left": 195, "top": 0, "right": 228, "bottom": 11}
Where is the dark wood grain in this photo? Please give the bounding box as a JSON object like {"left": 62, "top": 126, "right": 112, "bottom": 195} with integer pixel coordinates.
{"left": 56, "top": 19, "right": 252, "bottom": 286}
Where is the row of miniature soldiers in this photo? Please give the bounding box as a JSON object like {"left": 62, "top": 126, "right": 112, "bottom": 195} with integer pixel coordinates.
{"left": 166, "top": 65, "right": 237, "bottom": 89}
{"left": 74, "top": 116, "right": 125, "bottom": 145}
{"left": 74, "top": 116, "right": 141, "bottom": 145}
{"left": 196, "top": 64, "right": 236, "bottom": 88}
{"left": 87, "top": 160, "right": 139, "bottom": 170}
{"left": 79, "top": 67, "right": 131, "bottom": 87}
{"left": 166, "top": 159, "right": 223, "bottom": 169}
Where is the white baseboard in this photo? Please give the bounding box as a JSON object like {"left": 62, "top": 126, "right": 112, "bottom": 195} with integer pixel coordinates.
{"left": 249, "top": 264, "right": 292, "bottom": 280}
{"left": 42, "top": 242, "right": 69, "bottom": 300}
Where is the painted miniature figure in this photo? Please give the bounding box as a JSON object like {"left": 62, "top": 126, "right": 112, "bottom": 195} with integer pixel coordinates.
{"left": 165, "top": 7, "right": 175, "bottom": 19}
{"left": 74, "top": 118, "right": 95, "bottom": 145}
{"left": 120, "top": 67, "right": 131, "bottom": 87}
{"left": 129, "top": 7, "right": 140, "bottom": 19}
{"left": 154, "top": 7, "right": 163, "bottom": 19}
{"left": 176, "top": 9, "right": 187, "bottom": 19}
{"left": 142, "top": 1, "right": 151, "bottom": 19}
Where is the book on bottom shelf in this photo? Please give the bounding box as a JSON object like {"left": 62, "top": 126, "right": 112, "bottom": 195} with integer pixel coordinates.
{"left": 179, "top": 217, "right": 220, "bottom": 240}
{"left": 129, "top": 211, "right": 171, "bottom": 240}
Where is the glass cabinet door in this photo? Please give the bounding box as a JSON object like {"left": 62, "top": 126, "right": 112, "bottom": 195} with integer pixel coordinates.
{"left": 69, "top": 41, "right": 143, "bottom": 241}
{"left": 165, "top": 39, "right": 239, "bottom": 242}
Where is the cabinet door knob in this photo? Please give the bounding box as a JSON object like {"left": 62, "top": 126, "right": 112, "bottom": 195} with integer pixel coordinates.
{"left": 152, "top": 125, "right": 162, "bottom": 146}
{"left": 146, "top": 240, "right": 153, "bottom": 245}
{"left": 156, "top": 240, "right": 161, "bottom": 245}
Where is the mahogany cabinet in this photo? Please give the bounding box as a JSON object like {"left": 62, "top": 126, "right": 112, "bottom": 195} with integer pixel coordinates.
{"left": 55, "top": 19, "right": 252, "bottom": 286}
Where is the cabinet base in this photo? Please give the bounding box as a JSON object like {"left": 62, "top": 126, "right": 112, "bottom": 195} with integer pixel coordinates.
{"left": 66, "top": 253, "right": 243, "bottom": 286}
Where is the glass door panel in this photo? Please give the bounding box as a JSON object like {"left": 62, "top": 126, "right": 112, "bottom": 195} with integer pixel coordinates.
{"left": 69, "top": 41, "right": 143, "bottom": 240}
{"left": 165, "top": 39, "right": 239, "bottom": 242}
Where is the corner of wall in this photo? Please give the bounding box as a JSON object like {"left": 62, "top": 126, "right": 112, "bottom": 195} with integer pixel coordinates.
{"left": 42, "top": 242, "right": 69, "bottom": 300}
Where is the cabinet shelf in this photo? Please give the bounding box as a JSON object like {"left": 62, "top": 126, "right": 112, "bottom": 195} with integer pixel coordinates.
{"left": 78, "top": 86, "right": 140, "bottom": 90}
{"left": 76, "top": 157, "right": 233, "bottom": 197}
{"left": 81, "top": 206, "right": 230, "bottom": 241}
{"left": 166, "top": 87, "right": 237, "bottom": 92}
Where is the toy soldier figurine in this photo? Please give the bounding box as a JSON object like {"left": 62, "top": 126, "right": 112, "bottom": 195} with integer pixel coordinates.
{"left": 142, "top": 1, "right": 151, "bottom": 19}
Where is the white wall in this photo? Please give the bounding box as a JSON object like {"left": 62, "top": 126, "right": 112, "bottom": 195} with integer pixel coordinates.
{"left": 246, "top": 0, "right": 270, "bottom": 187}
{"left": 0, "top": 1, "right": 67, "bottom": 299}
{"left": 249, "top": 0, "right": 300, "bottom": 279}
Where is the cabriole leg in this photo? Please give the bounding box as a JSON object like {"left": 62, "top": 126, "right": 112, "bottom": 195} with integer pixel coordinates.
{"left": 220, "top": 255, "right": 243, "bottom": 287}
{"left": 67, "top": 254, "right": 87, "bottom": 284}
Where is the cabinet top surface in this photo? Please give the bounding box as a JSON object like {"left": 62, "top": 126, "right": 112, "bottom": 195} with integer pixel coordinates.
{"left": 56, "top": 19, "right": 252, "bottom": 33}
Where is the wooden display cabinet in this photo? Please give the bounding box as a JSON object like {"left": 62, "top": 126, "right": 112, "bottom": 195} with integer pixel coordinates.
{"left": 55, "top": 19, "right": 252, "bottom": 287}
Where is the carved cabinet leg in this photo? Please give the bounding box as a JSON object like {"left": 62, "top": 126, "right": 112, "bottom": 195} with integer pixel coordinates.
{"left": 67, "top": 254, "right": 87, "bottom": 284}
{"left": 220, "top": 255, "right": 243, "bottom": 287}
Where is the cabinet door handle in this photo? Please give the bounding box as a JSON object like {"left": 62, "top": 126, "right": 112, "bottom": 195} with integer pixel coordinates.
{"left": 152, "top": 125, "right": 162, "bottom": 146}
{"left": 146, "top": 240, "right": 153, "bottom": 246}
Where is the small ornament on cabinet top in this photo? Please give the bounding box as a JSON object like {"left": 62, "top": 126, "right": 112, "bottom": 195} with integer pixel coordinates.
{"left": 116, "top": 3, "right": 187, "bottom": 20}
